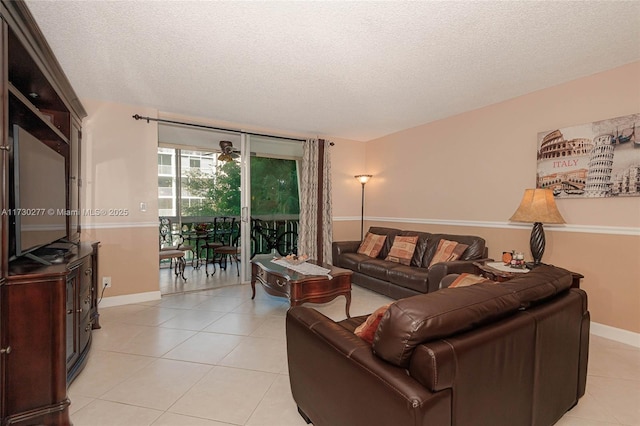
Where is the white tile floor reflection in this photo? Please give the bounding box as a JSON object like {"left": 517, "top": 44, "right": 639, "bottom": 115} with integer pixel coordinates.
{"left": 71, "top": 279, "right": 640, "bottom": 425}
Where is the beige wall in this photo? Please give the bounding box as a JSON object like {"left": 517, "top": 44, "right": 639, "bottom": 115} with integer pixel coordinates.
{"left": 364, "top": 61, "right": 640, "bottom": 227}
{"left": 332, "top": 61, "right": 640, "bottom": 334}
{"left": 80, "top": 100, "right": 160, "bottom": 298}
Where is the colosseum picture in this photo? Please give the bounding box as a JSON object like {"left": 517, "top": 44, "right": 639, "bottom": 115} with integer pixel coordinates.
{"left": 537, "top": 113, "right": 640, "bottom": 198}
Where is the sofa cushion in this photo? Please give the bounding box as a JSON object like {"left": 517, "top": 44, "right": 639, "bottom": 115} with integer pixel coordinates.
{"left": 338, "top": 252, "right": 370, "bottom": 272}
{"left": 357, "top": 232, "right": 387, "bottom": 258}
{"left": 385, "top": 235, "right": 419, "bottom": 265}
{"left": 354, "top": 303, "right": 392, "bottom": 344}
{"left": 372, "top": 283, "right": 521, "bottom": 367}
{"left": 456, "top": 236, "right": 486, "bottom": 260}
{"left": 422, "top": 234, "right": 486, "bottom": 266}
{"left": 428, "top": 239, "right": 469, "bottom": 267}
{"left": 499, "top": 264, "right": 572, "bottom": 308}
{"left": 387, "top": 265, "right": 430, "bottom": 293}
{"left": 367, "top": 227, "right": 401, "bottom": 259}
{"left": 359, "top": 258, "right": 398, "bottom": 282}
{"left": 398, "top": 231, "right": 431, "bottom": 267}
{"left": 449, "top": 273, "right": 494, "bottom": 288}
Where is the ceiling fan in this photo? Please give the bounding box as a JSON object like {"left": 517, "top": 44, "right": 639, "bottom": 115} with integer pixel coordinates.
{"left": 218, "top": 140, "right": 239, "bottom": 162}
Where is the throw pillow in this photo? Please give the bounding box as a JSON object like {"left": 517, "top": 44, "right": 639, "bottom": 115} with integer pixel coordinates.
{"left": 449, "top": 273, "right": 495, "bottom": 288}
{"left": 385, "top": 235, "right": 419, "bottom": 265}
{"left": 357, "top": 232, "right": 387, "bottom": 258}
{"left": 354, "top": 303, "right": 392, "bottom": 344}
{"left": 429, "top": 239, "right": 469, "bottom": 267}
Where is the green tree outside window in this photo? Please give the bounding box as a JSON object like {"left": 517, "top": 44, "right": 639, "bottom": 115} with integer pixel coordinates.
{"left": 181, "top": 157, "right": 299, "bottom": 217}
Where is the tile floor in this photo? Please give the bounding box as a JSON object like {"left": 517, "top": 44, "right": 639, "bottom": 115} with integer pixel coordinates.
{"left": 159, "top": 259, "right": 243, "bottom": 295}
{"left": 71, "top": 268, "right": 640, "bottom": 425}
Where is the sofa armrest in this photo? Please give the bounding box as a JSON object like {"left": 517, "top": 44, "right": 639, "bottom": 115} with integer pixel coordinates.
{"left": 427, "top": 258, "right": 491, "bottom": 293}
{"left": 332, "top": 240, "right": 361, "bottom": 259}
{"left": 286, "top": 306, "right": 451, "bottom": 426}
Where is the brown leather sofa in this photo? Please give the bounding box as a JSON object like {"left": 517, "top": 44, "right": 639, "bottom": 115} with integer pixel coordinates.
{"left": 286, "top": 265, "right": 589, "bottom": 426}
{"left": 332, "top": 226, "right": 489, "bottom": 299}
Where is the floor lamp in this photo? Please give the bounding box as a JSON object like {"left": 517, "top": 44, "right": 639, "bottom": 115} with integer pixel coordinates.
{"left": 509, "top": 188, "right": 565, "bottom": 268}
{"left": 355, "top": 175, "right": 372, "bottom": 240}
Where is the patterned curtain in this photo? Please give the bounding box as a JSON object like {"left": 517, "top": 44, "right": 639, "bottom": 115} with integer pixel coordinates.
{"left": 298, "top": 139, "right": 333, "bottom": 263}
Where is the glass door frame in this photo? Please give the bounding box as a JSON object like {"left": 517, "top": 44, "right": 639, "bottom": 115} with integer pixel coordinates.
{"left": 239, "top": 133, "right": 251, "bottom": 282}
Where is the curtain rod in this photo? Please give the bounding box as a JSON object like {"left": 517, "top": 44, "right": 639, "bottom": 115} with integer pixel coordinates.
{"left": 132, "top": 114, "right": 333, "bottom": 144}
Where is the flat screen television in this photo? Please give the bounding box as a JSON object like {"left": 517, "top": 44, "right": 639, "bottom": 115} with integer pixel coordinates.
{"left": 10, "top": 124, "right": 67, "bottom": 262}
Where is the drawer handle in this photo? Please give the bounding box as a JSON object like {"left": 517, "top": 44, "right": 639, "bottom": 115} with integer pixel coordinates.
{"left": 67, "top": 309, "right": 73, "bottom": 315}
{"left": 276, "top": 279, "right": 285, "bottom": 287}
{"left": 76, "top": 308, "right": 83, "bottom": 314}
{"left": 85, "top": 268, "right": 93, "bottom": 276}
{"left": 0, "top": 346, "right": 11, "bottom": 354}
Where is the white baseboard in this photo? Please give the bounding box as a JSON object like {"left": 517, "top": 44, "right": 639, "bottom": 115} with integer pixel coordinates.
{"left": 591, "top": 322, "right": 640, "bottom": 348}
{"left": 98, "top": 291, "right": 162, "bottom": 308}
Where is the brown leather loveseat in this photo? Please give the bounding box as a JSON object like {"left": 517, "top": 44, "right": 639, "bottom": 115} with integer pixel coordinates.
{"left": 332, "top": 226, "right": 489, "bottom": 299}
{"left": 286, "top": 265, "right": 589, "bottom": 426}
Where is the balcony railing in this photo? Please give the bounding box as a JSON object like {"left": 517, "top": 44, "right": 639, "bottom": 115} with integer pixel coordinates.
{"left": 158, "top": 187, "right": 174, "bottom": 197}
{"left": 161, "top": 215, "right": 300, "bottom": 260}
{"left": 158, "top": 165, "right": 174, "bottom": 175}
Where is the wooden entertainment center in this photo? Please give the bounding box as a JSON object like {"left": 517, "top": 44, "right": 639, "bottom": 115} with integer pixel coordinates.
{"left": 0, "top": 1, "right": 97, "bottom": 425}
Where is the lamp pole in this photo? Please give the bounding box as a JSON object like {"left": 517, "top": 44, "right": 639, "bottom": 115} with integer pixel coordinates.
{"left": 354, "top": 175, "right": 372, "bottom": 241}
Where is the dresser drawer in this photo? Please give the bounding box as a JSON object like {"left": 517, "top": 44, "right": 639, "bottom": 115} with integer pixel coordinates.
{"left": 254, "top": 267, "right": 290, "bottom": 297}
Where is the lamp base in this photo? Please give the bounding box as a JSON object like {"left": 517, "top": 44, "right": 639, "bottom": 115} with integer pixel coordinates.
{"left": 530, "top": 222, "right": 546, "bottom": 266}
{"left": 525, "top": 261, "right": 545, "bottom": 270}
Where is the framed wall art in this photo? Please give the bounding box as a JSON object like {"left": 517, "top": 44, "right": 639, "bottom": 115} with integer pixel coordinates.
{"left": 536, "top": 113, "right": 640, "bottom": 198}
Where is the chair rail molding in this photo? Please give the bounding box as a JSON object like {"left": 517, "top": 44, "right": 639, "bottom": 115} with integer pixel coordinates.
{"left": 82, "top": 221, "right": 160, "bottom": 229}
{"left": 332, "top": 216, "right": 639, "bottom": 237}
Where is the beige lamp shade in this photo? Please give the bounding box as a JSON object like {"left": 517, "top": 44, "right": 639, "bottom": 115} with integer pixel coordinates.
{"left": 509, "top": 188, "right": 565, "bottom": 224}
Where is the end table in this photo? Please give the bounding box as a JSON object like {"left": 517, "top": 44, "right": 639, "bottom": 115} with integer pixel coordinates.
{"left": 473, "top": 261, "right": 583, "bottom": 288}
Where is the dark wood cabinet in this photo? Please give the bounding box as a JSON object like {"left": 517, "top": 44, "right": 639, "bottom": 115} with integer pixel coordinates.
{"left": 66, "top": 248, "right": 98, "bottom": 383}
{"left": 0, "top": 1, "right": 91, "bottom": 425}
{"left": 69, "top": 121, "right": 81, "bottom": 240}
{"left": 2, "top": 272, "right": 70, "bottom": 425}
{"left": 3, "top": 243, "right": 99, "bottom": 425}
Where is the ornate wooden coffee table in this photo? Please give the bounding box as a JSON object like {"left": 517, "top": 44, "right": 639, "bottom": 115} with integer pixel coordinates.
{"left": 251, "top": 255, "right": 353, "bottom": 317}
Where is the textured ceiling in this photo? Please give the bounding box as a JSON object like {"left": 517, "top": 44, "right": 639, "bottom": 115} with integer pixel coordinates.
{"left": 25, "top": 1, "right": 640, "bottom": 142}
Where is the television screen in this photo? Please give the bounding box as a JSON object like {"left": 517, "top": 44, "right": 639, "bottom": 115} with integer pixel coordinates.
{"left": 11, "top": 124, "right": 67, "bottom": 256}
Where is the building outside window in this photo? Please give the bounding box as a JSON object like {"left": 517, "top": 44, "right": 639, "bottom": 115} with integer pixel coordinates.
{"left": 157, "top": 148, "right": 175, "bottom": 217}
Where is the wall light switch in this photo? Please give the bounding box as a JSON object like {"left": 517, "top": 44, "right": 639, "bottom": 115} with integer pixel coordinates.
{"left": 140, "top": 202, "right": 147, "bottom": 212}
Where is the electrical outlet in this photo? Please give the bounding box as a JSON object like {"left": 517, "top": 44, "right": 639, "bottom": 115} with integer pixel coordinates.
{"left": 102, "top": 277, "right": 112, "bottom": 288}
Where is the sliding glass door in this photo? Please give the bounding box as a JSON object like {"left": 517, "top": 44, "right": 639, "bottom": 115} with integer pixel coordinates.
{"left": 240, "top": 135, "right": 303, "bottom": 278}
{"left": 158, "top": 123, "right": 302, "bottom": 283}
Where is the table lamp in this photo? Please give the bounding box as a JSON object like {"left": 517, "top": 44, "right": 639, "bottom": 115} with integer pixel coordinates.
{"left": 509, "top": 188, "right": 565, "bottom": 267}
